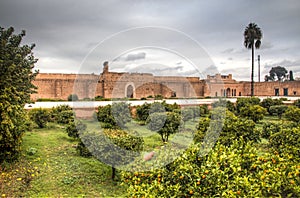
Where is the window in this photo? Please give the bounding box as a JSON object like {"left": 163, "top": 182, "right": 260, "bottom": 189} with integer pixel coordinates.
{"left": 283, "top": 88, "right": 288, "bottom": 96}
{"left": 274, "top": 88, "right": 279, "bottom": 96}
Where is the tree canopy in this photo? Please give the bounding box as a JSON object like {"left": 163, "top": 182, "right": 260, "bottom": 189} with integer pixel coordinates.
{"left": 265, "top": 66, "right": 288, "bottom": 81}
{"left": 0, "top": 26, "right": 38, "bottom": 162}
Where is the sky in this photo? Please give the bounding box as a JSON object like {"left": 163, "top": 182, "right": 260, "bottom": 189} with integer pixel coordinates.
{"left": 1, "top": 0, "right": 300, "bottom": 81}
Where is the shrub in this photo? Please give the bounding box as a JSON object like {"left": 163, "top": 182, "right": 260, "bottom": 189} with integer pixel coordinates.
{"left": 65, "top": 120, "right": 87, "bottom": 139}
{"left": 261, "top": 98, "right": 283, "bottom": 114}
{"left": 67, "top": 94, "right": 78, "bottom": 101}
{"left": 269, "top": 126, "right": 300, "bottom": 162}
{"left": 261, "top": 122, "right": 281, "bottom": 139}
{"left": 212, "top": 99, "right": 236, "bottom": 112}
{"left": 236, "top": 97, "right": 260, "bottom": 113}
{"left": 181, "top": 108, "right": 194, "bottom": 122}
{"left": 136, "top": 103, "right": 151, "bottom": 122}
{"left": 269, "top": 105, "right": 288, "bottom": 118}
{"left": 294, "top": 99, "right": 300, "bottom": 108}
{"left": 50, "top": 105, "right": 74, "bottom": 124}
{"left": 121, "top": 140, "right": 300, "bottom": 197}
{"left": 284, "top": 106, "right": 300, "bottom": 123}
{"left": 28, "top": 108, "right": 50, "bottom": 128}
{"left": 196, "top": 109, "right": 260, "bottom": 146}
{"left": 154, "top": 94, "right": 164, "bottom": 100}
{"left": 97, "top": 102, "right": 131, "bottom": 129}
{"left": 239, "top": 105, "right": 267, "bottom": 123}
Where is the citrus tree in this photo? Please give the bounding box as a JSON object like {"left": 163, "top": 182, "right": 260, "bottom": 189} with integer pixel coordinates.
{"left": 0, "top": 27, "right": 38, "bottom": 162}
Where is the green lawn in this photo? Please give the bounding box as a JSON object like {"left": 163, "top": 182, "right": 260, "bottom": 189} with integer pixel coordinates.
{"left": 1, "top": 123, "right": 126, "bottom": 197}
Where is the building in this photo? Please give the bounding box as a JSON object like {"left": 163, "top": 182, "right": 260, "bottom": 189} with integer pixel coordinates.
{"left": 30, "top": 62, "right": 300, "bottom": 100}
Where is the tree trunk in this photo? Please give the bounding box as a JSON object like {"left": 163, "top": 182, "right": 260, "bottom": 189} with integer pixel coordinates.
{"left": 251, "top": 46, "right": 254, "bottom": 96}
{"left": 112, "top": 167, "right": 116, "bottom": 180}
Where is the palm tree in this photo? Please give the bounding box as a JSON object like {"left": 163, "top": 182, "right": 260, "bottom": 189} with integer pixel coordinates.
{"left": 244, "top": 23, "right": 262, "bottom": 96}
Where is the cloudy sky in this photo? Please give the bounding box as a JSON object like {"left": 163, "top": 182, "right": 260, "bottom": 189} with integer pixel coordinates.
{"left": 1, "top": 0, "right": 300, "bottom": 81}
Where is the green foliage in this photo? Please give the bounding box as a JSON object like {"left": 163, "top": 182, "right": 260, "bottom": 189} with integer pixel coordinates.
{"left": 268, "top": 66, "right": 288, "bottom": 81}
{"left": 261, "top": 98, "right": 283, "bottom": 114}
{"left": 147, "top": 112, "right": 182, "bottom": 142}
{"left": 136, "top": 101, "right": 180, "bottom": 122}
{"left": 196, "top": 109, "right": 259, "bottom": 146}
{"left": 212, "top": 99, "right": 236, "bottom": 112}
{"left": 239, "top": 105, "right": 267, "bottom": 123}
{"left": 50, "top": 105, "right": 74, "bottom": 124}
{"left": 154, "top": 94, "right": 164, "bottom": 100}
{"left": 65, "top": 120, "right": 87, "bottom": 139}
{"left": 269, "top": 126, "right": 300, "bottom": 162}
{"left": 269, "top": 105, "right": 288, "bottom": 118}
{"left": 122, "top": 140, "right": 300, "bottom": 197}
{"left": 111, "top": 102, "right": 131, "bottom": 128}
{"left": 97, "top": 102, "right": 131, "bottom": 129}
{"left": 0, "top": 26, "right": 38, "bottom": 162}
{"left": 36, "top": 98, "right": 65, "bottom": 102}
{"left": 28, "top": 108, "right": 50, "bottom": 128}
{"left": 136, "top": 103, "right": 151, "bottom": 122}
{"left": 181, "top": 108, "right": 194, "bottom": 122}
{"left": 293, "top": 99, "right": 300, "bottom": 108}
{"left": 236, "top": 97, "right": 260, "bottom": 113}
{"left": 67, "top": 94, "right": 78, "bottom": 101}
{"left": 284, "top": 106, "right": 300, "bottom": 123}
{"left": 261, "top": 121, "right": 281, "bottom": 139}
{"left": 79, "top": 129, "right": 144, "bottom": 179}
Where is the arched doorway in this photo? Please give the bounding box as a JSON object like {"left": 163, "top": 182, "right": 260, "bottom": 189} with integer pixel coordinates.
{"left": 226, "top": 88, "right": 231, "bottom": 97}
{"left": 126, "top": 85, "right": 134, "bottom": 98}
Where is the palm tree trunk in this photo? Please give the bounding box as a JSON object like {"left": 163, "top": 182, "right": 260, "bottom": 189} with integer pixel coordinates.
{"left": 251, "top": 46, "right": 254, "bottom": 96}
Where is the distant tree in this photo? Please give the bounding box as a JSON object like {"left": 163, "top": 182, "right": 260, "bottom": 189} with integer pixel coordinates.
{"left": 268, "top": 66, "right": 288, "bottom": 81}
{"left": 244, "top": 23, "right": 263, "bottom": 96}
{"left": 289, "top": 70, "right": 294, "bottom": 81}
{"left": 0, "top": 27, "right": 38, "bottom": 162}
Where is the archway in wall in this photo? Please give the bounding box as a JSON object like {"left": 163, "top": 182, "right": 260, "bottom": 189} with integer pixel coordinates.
{"left": 126, "top": 84, "right": 134, "bottom": 98}
{"left": 226, "top": 88, "right": 231, "bottom": 97}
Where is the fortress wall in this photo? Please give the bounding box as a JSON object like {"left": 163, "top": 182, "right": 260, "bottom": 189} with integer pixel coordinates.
{"left": 31, "top": 71, "right": 300, "bottom": 100}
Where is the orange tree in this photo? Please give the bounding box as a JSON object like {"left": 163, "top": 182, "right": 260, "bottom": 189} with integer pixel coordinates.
{"left": 0, "top": 27, "right": 38, "bottom": 162}
{"left": 121, "top": 139, "right": 300, "bottom": 197}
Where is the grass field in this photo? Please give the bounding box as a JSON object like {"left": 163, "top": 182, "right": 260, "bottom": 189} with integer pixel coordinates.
{"left": 1, "top": 123, "right": 126, "bottom": 197}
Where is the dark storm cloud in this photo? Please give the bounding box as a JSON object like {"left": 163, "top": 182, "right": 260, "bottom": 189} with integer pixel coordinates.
{"left": 0, "top": 0, "right": 300, "bottom": 80}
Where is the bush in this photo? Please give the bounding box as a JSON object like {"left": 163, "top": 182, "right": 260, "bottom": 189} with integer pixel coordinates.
{"left": 28, "top": 108, "right": 50, "bottom": 128}
{"left": 261, "top": 98, "right": 283, "bottom": 114}
{"left": 154, "top": 94, "right": 164, "bottom": 100}
{"left": 136, "top": 103, "right": 151, "bottom": 122}
{"left": 239, "top": 105, "right": 267, "bottom": 123}
{"left": 212, "top": 99, "right": 236, "bottom": 112}
{"left": 65, "top": 120, "right": 87, "bottom": 139}
{"left": 294, "top": 99, "right": 300, "bottom": 108}
{"left": 236, "top": 97, "right": 260, "bottom": 113}
{"left": 97, "top": 102, "right": 131, "bottom": 129}
{"left": 121, "top": 140, "right": 300, "bottom": 197}
{"left": 50, "top": 105, "right": 74, "bottom": 124}
{"left": 195, "top": 109, "right": 260, "bottom": 146}
{"left": 147, "top": 112, "right": 182, "bottom": 142}
{"left": 269, "top": 105, "right": 288, "bottom": 118}
{"left": 269, "top": 126, "right": 300, "bottom": 162}
{"left": 284, "top": 106, "right": 300, "bottom": 123}
{"left": 67, "top": 94, "right": 79, "bottom": 101}
{"left": 261, "top": 122, "right": 281, "bottom": 139}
